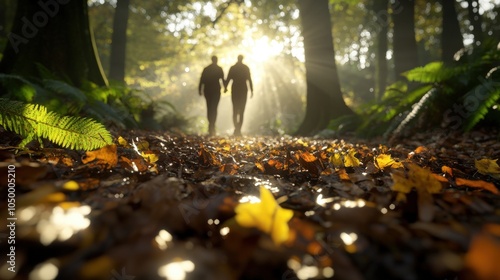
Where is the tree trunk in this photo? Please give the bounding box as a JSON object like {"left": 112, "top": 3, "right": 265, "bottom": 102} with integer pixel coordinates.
{"left": 109, "top": 0, "right": 130, "bottom": 82}
{"left": 0, "top": 0, "right": 107, "bottom": 87}
{"left": 392, "top": 0, "right": 419, "bottom": 77}
{"left": 372, "top": 0, "right": 389, "bottom": 101}
{"left": 441, "top": 0, "right": 464, "bottom": 64}
{"left": 295, "top": 0, "right": 353, "bottom": 136}
{"left": 466, "top": 0, "right": 483, "bottom": 44}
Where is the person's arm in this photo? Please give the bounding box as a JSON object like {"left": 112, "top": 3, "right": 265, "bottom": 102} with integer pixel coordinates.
{"left": 248, "top": 68, "right": 254, "bottom": 98}
{"left": 219, "top": 67, "right": 226, "bottom": 92}
{"left": 224, "top": 67, "right": 232, "bottom": 92}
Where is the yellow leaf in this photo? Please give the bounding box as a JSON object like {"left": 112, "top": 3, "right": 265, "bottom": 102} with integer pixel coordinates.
{"left": 391, "top": 163, "right": 442, "bottom": 222}
{"left": 375, "top": 154, "right": 404, "bottom": 170}
{"left": 62, "top": 180, "right": 80, "bottom": 191}
{"left": 344, "top": 149, "right": 360, "bottom": 168}
{"left": 234, "top": 186, "right": 294, "bottom": 245}
{"left": 141, "top": 151, "right": 159, "bottom": 164}
{"left": 117, "top": 136, "right": 129, "bottom": 147}
{"left": 391, "top": 163, "right": 442, "bottom": 194}
{"left": 475, "top": 158, "right": 500, "bottom": 179}
{"left": 330, "top": 152, "right": 343, "bottom": 168}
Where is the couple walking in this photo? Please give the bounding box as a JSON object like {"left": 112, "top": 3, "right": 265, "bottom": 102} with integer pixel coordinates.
{"left": 198, "top": 55, "right": 253, "bottom": 136}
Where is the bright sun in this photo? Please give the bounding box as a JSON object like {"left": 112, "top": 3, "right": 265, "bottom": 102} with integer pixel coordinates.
{"left": 245, "top": 36, "right": 284, "bottom": 62}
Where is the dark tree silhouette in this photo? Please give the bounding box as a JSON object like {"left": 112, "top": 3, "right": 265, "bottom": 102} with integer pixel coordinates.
{"left": 441, "top": 0, "right": 464, "bottom": 64}
{"left": 109, "top": 0, "right": 130, "bottom": 82}
{"left": 371, "top": 0, "right": 389, "bottom": 100}
{"left": 295, "top": 0, "right": 353, "bottom": 136}
{"left": 466, "top": 0, "right": 483, "bottom": 44}
{"left": 0, "top": 0, "right": 107, "bottom": 87}
{"left": 392, "top": 0, "right": 419, "bottom": 77}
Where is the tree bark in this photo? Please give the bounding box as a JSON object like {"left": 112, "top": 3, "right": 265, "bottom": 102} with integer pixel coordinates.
{"left": 392, "top": 0, "right": 419, "bottom": 77}
{"left": 466, "top": 0, "right": 483, "bottom": 44}
{"left": 441, "top": 0, "right": 464, "bottom": 64}
{"left": 295, "top": 0, "right": 353, "bottom": 136}
{"left": 0, "top": 0, "right": 107, "bottom": 87}
{"left": 372, "top": 0, "right": 389, "bottom": 101}
{"left": 109, "top": 0, "right": 130, "bottom": 82}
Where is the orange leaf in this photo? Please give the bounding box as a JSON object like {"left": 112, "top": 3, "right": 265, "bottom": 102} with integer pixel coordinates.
{"left": 82, "top": 144, "right": 118, "bottom": 168}
{"left": 464, "top": 224, "right": 500, "bottom": 280}
{"left": 455, "top": 178, "right": 499, "bottom": 194}
{"left": 414, "top": 146, "right": 428, "bottom": 154}
{"left": 338, "top": 168, "right": 350, "bottom": 181}
{"left": 441, "top": 165, "right": 453, "bottom": 176}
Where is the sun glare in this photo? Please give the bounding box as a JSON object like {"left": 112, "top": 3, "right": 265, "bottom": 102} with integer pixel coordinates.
{"left": 245, "top": 36, "right": 284, "bottom": 62}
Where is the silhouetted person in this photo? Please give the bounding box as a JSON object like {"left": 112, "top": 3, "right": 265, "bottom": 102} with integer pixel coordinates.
{"left": 225, "top": 55, "right": 253, "bottom": 136}
{"left": 199, "top": 56, "right": 225, "bottom": 136}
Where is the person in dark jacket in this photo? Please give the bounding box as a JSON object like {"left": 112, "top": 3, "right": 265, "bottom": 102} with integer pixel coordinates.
{"left": 199, "top": 56, "right": 225, "bottom": 136}
{"left": 225, "top": 55, "right": 253, "bottom": 136}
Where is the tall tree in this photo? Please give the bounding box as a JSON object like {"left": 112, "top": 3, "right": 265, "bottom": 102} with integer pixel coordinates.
{"left": 108, "top": 0, "right": 130, "bottom": 82}
{"left": 0, "top": 0, "right": 107, "bottom": 87}
{"left": 371, "top": 0, "right": 389, "bottom": 100}
{"left": 295, "top": 0, "right": 353, "bottom": 136}
{"left": 466, "top": 0, "right": 483, "bottom": 43}
{"left": 441, "top": 0, "right": 464, "bottom": 64}
{"left": 392, "top": 0, "right": 419, "bottom": 77}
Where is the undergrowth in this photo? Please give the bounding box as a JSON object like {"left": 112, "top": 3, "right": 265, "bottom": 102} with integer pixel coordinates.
{"left": 330, "top": 40, "right": 500, "bottom": 139}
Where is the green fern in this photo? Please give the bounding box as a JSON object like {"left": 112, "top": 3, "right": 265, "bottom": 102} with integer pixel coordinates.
{"left": 463, "top": 79, "right": 500, "bottom": 131}
{"left": 0, "top": 98, "right": 113, "bottom": 150}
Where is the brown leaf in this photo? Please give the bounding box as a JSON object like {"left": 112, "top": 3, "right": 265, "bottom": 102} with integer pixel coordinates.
{"left": 82, "top": 144, "right": 118, "bottom": 168}
{"left": 298, "top": 151, "right": 323, "bottom": 176}
{"left": 198, "top": 144, "right": 220, "bottom": 166}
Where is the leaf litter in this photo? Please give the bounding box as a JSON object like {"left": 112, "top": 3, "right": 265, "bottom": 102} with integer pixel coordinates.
{"left": 0, "top": 129, "right": 499, "bottom": 280}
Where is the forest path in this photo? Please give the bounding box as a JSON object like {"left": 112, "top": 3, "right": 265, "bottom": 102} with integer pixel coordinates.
{"left": 1, "top": 129, "right": 500, "bottom": 280}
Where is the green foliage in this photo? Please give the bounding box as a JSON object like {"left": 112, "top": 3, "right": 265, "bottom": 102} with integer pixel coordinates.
{"left": 0, "top": 98, "right": 112, "bottom": 150}
{"left": 330, "top": 40, "right": 500, "bottom": 138}
{"left": 0, "top": 74, "right": 187, "bottom": 132}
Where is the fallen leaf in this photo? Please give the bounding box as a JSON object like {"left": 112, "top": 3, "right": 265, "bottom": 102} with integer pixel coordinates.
{"left": 62, "top": 180, "right": 80, "bottom": 191}
{"left": 464, "top": 224, "right": 500, "bottom": 280}
{"left": 298, "top": 151, "right": 323, "bottom": 176}
{"left": 330, "top": 152, "right": 343, "bottom": 169}
{"left": 234, "top": 186, "right": 294, "bottom": 245}
{"left": 391, "top": 163, "right": 442, "bottom": 194}
{"left": 475, "top": 158, "right": 500, "bottom": 179}
{"left": 141, "top": 151, "right": 159, "bottom": 164}
{"left": 375, "top": 154, "right": 404, "bottom": 170}
{"left": 82, "top": 144, "right": 118, "bottom": 168}
{"left": 442, "top": 165, "right": 453, "bottom": 176}
{"left": 391, "top": 163, "right": 443, "bottom": 222}
{"left": 455, "top": 178, "right": 499, "bottom": 194}
{"left": 117, "top": 136, "right": 129, "bottom": 147}
{"left": 344, "top": 149, "right": 361, "bottom": 168}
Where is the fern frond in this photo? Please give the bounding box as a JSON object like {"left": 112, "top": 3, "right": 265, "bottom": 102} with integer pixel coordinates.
{"left": 463, "top": 80, "right": 500, "bottom": 131}
{"left": 403, "top": 62, "right": 464, "bottom": 83}
{"left": 0, "top": 98, "right": 113, "bottom": 150}
{"left": 387, "top": 88, "right": 439, "bottom": 138}
{"left": 43, "top": 79, "right": 88, "bottom": 105}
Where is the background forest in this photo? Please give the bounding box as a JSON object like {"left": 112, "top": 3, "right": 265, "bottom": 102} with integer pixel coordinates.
{"left": 0, "top": 0, "right": 499, "bottom": 137}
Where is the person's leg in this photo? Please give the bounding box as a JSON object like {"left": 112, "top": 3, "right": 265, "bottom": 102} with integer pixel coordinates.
{"left": 231, "top": 94, "right": 241, "bottom": 136}
{"left": 206, "top": 94, "right": 220, "bottom": 135}
{"left": 237, "top": 94, "right": 248, "bottom": 134}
